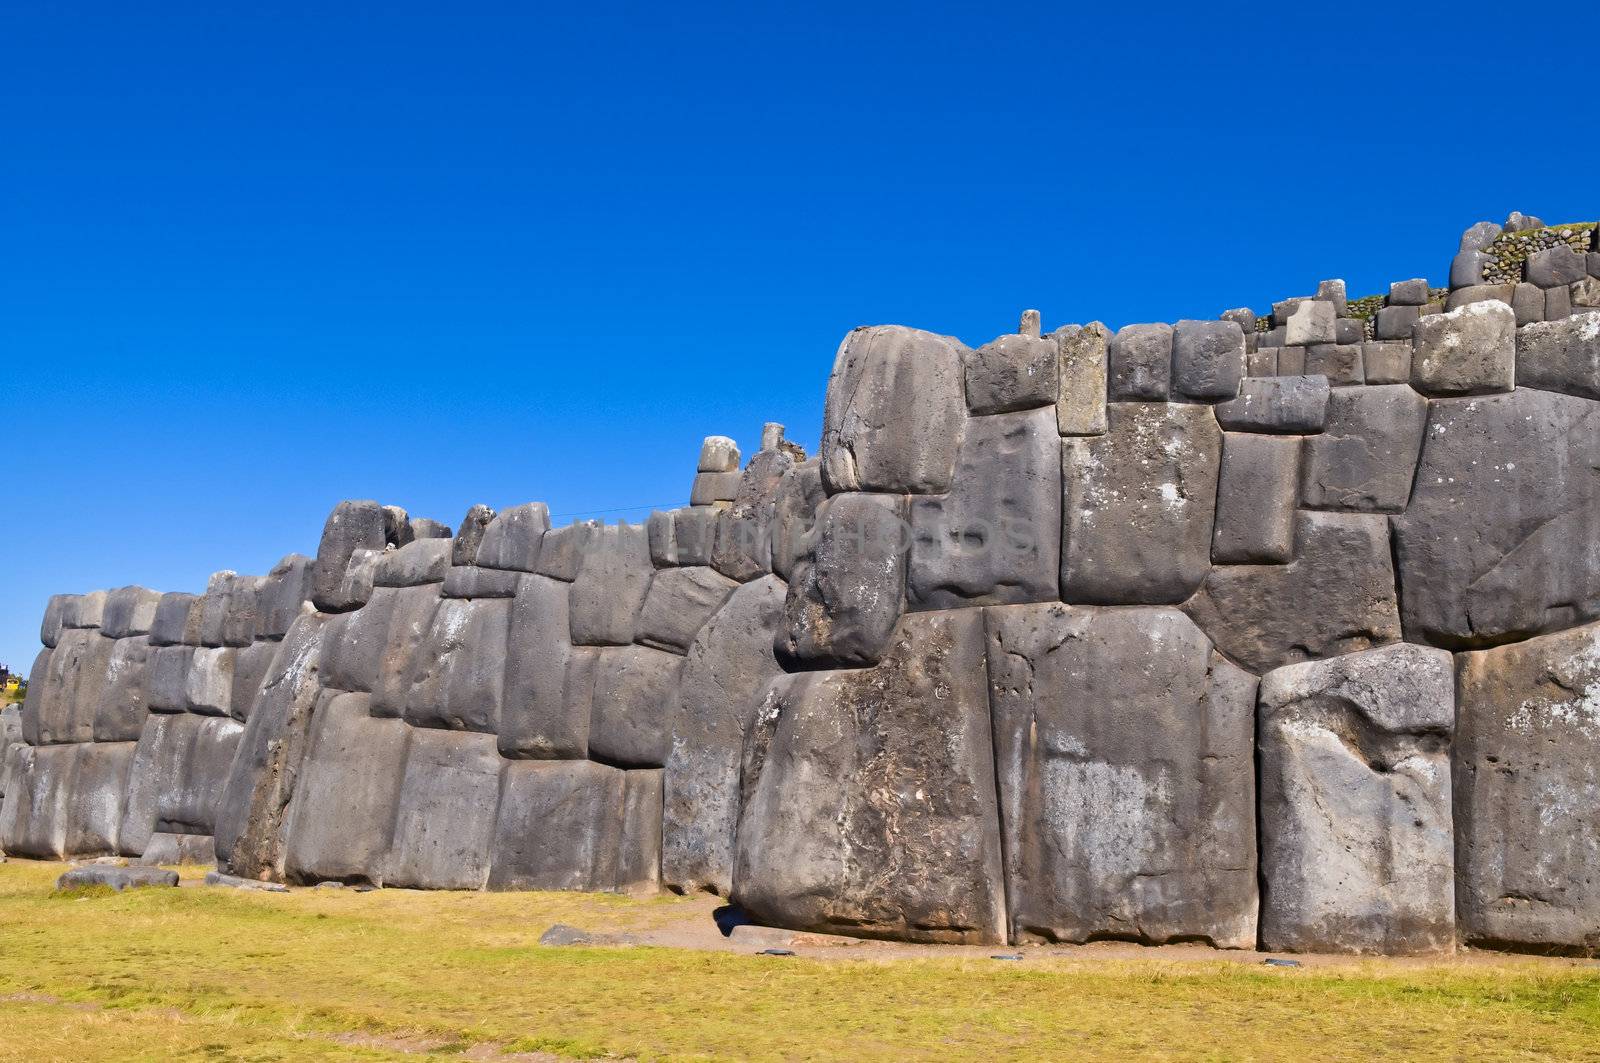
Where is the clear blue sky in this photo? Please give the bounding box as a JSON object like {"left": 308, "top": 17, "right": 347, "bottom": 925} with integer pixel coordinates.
{"left": 5, "top": 2, "right": 1599, "bottom": 668}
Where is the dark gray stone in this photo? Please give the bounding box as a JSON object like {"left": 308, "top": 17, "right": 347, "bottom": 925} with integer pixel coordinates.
{"left": 1303, "top": 343, "right": 1363, "bottom": 387}
{"left": 535, "top": 520, "right": 602, "bottom": 582}
{"left": 1456, "top": 622, "right": 1600, "bottom": 952}
{"left": 1449, "top": 251, "right": 1486, "bottom": 288}
{"left": 119, "top": 712, "right": 198, "bottom": 857}
{"left": 635, "top": 566, "right": 738, "bottom": 654}
{"left": 149, "top": 592, "right": 199, "bottom": 647}
{"left": 1212, "top": 433, "right": 1300, "bottom": 564}
{"left": 64, "top": 590, "right": 107, "bottom": 630}
{"left": 1061, "top": 402, "right": 1220, "bottom": 605}
{"left": 1271, "top": 297, "right": 1306, "bottom": 328}
{"left": 1245, "top": 348, "right": 1277, "bottom": 378}
{"left": 1547, "top": 283, "right": 1572, "bottom": 321}
{"left": 383, "top": 728, "right": 501, "bottom": 890}
{"left": 311, "top": 501, "right": 391, "bottom": 613}
{"left": 22, "top": 628, "right": 96, "bottom": 745}
{"left": 1214, "top": 375, "right": 1330, "bottom": 434}
{"left": 1513, "top": 282, "right": 1545, "bottom": 325}
{"left": 1389, "top": 278, "right": 1430, "bottom": 306}
{"left": 662, "top": 575, "right": 786, "bottom": 896}
{"left": 230, "top": 639, "right": 277, "bottom": 723}
{"left": 410, "top": 518, "right": 452, "bottom": 539}
{"left": 734, "top": 609, "right": 1006, "bottom": 945}
{"left": 372, "top": 539, "right": 451, "bottom": 588}
{"left": 1185, "top": 512, "right": 1402, "bottom": 674}
{"left": 1258, "top": 644, "right": 1456, "bottom": 954}
{"left": 220, "top": 576, "right": 264, "bottom": 648}
{"left": 1374, "top": 304, "right": 1420, "bottom": 341}
{"left": 907, "top": 407, "right": 1060, "bottom": 610}
{"left": 1504, "top": 211, "right": 1544, "bottom": 232}
{"left": 369, "top": 584, "right": 441, "bottom": 718}
{"left": 582, "top": 644, "right": 681, "bottom": 767}
{"left": 820, "top": 325, "right": 967, "bottom": 494}
{"left": 451, "top": 503, "right": 495, "bottom": 566}
{"left": 499, "top": 573, "right": 582, "bottom": 759}
{"left": 1361, "top": 341, "right": 1412, "bottom": 385}
{"left": 40, "top": 594, "right": 74, "bottom": 648}
{"left": 92, "top": 634, "right": 150, "bottom": 742}
{"left": 1107, "top": 323, "right": 1171, "bottom": 401}
{"left": 1335, "top": 318, "right": 1364, "bottom": 345}
{"left": 779, "top": 491, "right": 908, "bottom": 667}
{"left": 489, "top": 760, "right": 628, "bottom": 891}
{"left": 770, "top": 460, "right": 825, "bottom": 582}
{"left": 1412, "top": 300, "right": 1515, "bottom": 396}
{"left": 1528, "top": 245, "right": 1587, "bottom": 288}
{"left": 58, "top": 865, "right": 178, "bottom": 891}
{"left": 136, "top": 833, "right": 215, "bottom": 867}
{"left": 1171, "top": 320, "right": 1246, "bottom": 401}
{"left": 321, "top": 588, "right": 402, "bottom": 694}
{"left": 964, "top": 332, "right": 1058, "bottom": 414}
{"left": 1516, "top": 311, "right": 1600, "bottom": 399}
{"left": 1300, "top": 384, "right": 1427, "bottom": 513}
{"left": 402, "top": 596, "right": 512, "bottom": 733}
{"left": 1392, "top": 388, "right": 1600, "bottom": 648}
{"left": 159, "top": 715, "right": 244, "bottom": 836}
{"left": 986, "top": 604, "right": 1257, "bottom": 948}
{"left": 1276, "top": 345, "right": 1305, "bottom": 375}
{"left": 476, "top": 502, "right": 551, "bottom": 572}
{"left": 712, "top": 449, "right": 794, "bottom": 582}
{"left": 441, "top": 564, "right": 521, "bottom": 599}
{"left": 1460, "top": 221, "right": 1502, "bottom": 252}
{"left": 101, "top": 586, "right": 161, "bottom": 639}
{"left": 568, "top": 523, "right": 654, "bottom": 646}
{"left": 646, "top": 510, "right": 679, "bottom": 568}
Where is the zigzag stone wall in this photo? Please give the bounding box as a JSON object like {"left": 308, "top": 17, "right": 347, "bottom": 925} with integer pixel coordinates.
{"left": 7, "top": 212, "right": 1600, "bottom": 955}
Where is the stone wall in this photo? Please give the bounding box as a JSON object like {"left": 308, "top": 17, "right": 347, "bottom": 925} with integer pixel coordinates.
{"left": 7, "top": 211, "right": 1600, "bottom": 956}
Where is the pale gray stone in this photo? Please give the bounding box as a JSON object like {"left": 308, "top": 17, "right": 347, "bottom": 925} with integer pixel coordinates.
{"left": 1286, "top": 301, "right": 1335, "bottom": 346}
{"left": 1516, "top": 311, "right": 1600, "bottom": 399}
{"left": 1107, "top": 323, "right": 1171, "bottom": 401}
{"left": 149, "top": 593, "right": 198, "bottom": 647}
{"left": 383, "top": 728, "right": 501, "bottom": 890}
{"left": 476, "top": 502, "right": 551, "bottom": 572}
{"left": 568, "top": 523, "right": 654, "bottom": 645}
{"left": 635, "top": 566, "right": 738, "bottom": 654}
{"left": 1513, "top": 282, "right": 1545, "bottom": 325}
{"left": 101, "top": 586, "right": 161, "bottom": 639}
{"left": 1412, "top": 300, "right": 1515, "bottom": 395}
{"left": 92, "top": 634, "right": 150, "bottom": 742}
{"left": 1300, "top": 384, "right": 1427, "bottom": 513}
{"left": 1056, "top": 323, "right": 1109, "bottom": 435}
{"left": 119, "top": 712, "right": 199, "bottom": 857}
{"left": 1214, "top": 376, "right": 1330, "bottom": 434}
{"left": 964, "top": 332, "right": 1058, "bottom": 414}
{"left": 1361, "top": 341, "right": 1412, "bottom": 385}
{"left": 185, "top": 647, "right": 235, "bottom": 716}
{"left": 158, "top": 715, "right": 244, "bottom": 836}
{"left": 499, "top": 573, "right": 582, "bottom": 759}
{"left": 402, "top": 596, "right": 512, "bottom": 733}
{"left": 372, "top": 539, "right": 451, "bottom": 588}
{"left": 489, "top": 760, "right": 628, "bottom": 891}
{"left": 1445, "top": 283, "right": 1516, "bottom": 312}
{"left": 370, "top": 584, "right": 441, "bottom": 719}
{"left": 779, "top": 492, "right": 908, "bottom": 667}
{"left": 689, "top": 470, "right": 741, "bottom": 506}
{"left": 698, "top": 435, "right": 741, "bottom": 473}
{"left": 58, "top": 866, "right": 177, "bottom": 891}
{"left": 534, "top": 520, "right": 602, "bottom": 582}
{"left": 1212, "top": 433, "right": 1299, "bottom": 564}
{"left": 582, "top": 644, "right": 681, "bottom": 767}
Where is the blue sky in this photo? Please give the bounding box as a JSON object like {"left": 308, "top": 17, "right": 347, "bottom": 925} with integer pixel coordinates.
{"left": 4, "top": 2, "right": 1599, "bottom": 668}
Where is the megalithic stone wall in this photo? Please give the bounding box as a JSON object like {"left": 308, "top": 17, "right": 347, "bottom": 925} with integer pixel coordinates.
{"left": 8, "top": 211, "right": 1600, "bottom": 956}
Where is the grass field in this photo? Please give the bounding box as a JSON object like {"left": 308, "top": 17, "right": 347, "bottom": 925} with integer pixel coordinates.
{"left": 1, "top": 859, "right": 1598, "bottom": 1061}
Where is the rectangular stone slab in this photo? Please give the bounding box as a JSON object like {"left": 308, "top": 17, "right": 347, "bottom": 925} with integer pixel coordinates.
{"left": 487, "top": 759, "right": 626, "bottom": 892}
{"left": 383, "top": 728, "right": 501, "bottom": 890}
{"left": 401, "top": 596, "right": 512, "bottom": 733}
{"left": 499, "top": 573, "right": 583, "bottom": 759}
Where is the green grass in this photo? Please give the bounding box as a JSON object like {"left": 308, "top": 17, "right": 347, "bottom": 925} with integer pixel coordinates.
{"left": 1, "top": 859, "right": 1598, "bottom": 1060}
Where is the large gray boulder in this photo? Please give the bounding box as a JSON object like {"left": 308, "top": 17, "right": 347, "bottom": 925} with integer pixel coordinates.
{"left": 734, "top": 610, "right": 1006, "bottom": 945}
{"left": 402, "top": 596, "right": 512, "bottom": 733}
{"left": 159, "top": 716, "right": 244, "bottom": 836}
{"left": 963, "top": 332, "right": 1058, "bottom": 414}
{"left": 91, "top": 634, "right": 151, "bottom": 742}
{"left": 58, "top": 866, "right": 178, "bottom": 891}
{"left": 475, "top": 502, "right": 551, "bottom": 572}
{"left": 40, "top": 594, "right": 75, "bottom": 648}
{"left": 23, "top": 628, "right": 102, "bottom": 745}
{"left": 1211, "top": 433, "right": 1300, "bottom": 564}
{"left": 2, "top": 742, "right": 135, "bottom": 859}
{"left": 229, "top": 639, "right": 277, "bottom": 722}
{"left": 1411, "top": 300, "right": 1516, "bottom": 396}
{"left": 1106, "top": 323, "right": 1171, "bottom": 401}
{"left": 383, "top": 728, "right": 501, "bottom": 890}
{"left": 579, "top": 644, "right": 681, "bottom": 767}
{"left": 185, "top": 647, "right": 235, "bottom": 716}
{"left": 820, "top": 325, "right": 967, "bottom": 494}
{"left": 634, "top": 566, "right": 738, "bottom": 654}
{"left": 441, "top": 564, "right": 520, "bottom": 598}
{"left": 1516, "top": 310, "right": 1600, "bottom": 400}
{"left": 283, "top": 692, "right": 410, "bottom": 886}
{"left": 535, "top": 520, "right": 602, "bottom": 582}
{"left": 371, "top": 538, "right": 451, "bottom": 588}
{"left": 148, "top": 592, "right": 199, "bottom": 647}
{"left": 498, "top": 574, "right": 582, "bottom": 759}
{"left": 779, "top": 492, "right": 908, "bottom": 667}
{"left": 369, "top": 585, "right": 441, "bottom": 717}
{"left": 662, "top": 575, "right": 786, "bottom": 896}
{"left": 769, "top": 461, "right": 825, "bottom": 582}
{"left": 1456, "top": 622, "right": 1600, "bottom": 952}
{"left": 712, "top": 448, "right": 795, "bottom": 583}
{"left": 320, "top": 589, "right": 402, "bottom": 694}
{"left": 1300, "top": 384, "right": 1427, "bottom": 513}
{"left": 256, "top": 555, "right": 315, "bottom": 639}
{"left": 451, "top": 503, "right": 495, "bottom": 566}
{"left": 1257, "top": 644, "right": 1456, "bottom": 954}
{"left": 1186, "top": 512, "right": 1402, "bottom": 674}
{"left": 907, "top": 407, "right": 1060, "bottom": 610}
{"left": 1061, "top": 402, "right": 1220, "bottom": 605}
{"left": 1170, "top": 319, "right": 1246, "bottom": 401}
{"left": 101, "top": 586, "right": 162, "bottom": 639}
{"left": 119, "top": 711, "right": 200, "bottom": 858}
{"left": 986, "top": 604, "right": 1257, "bottom": 948}
{"left": 311, "top": 500, "right": 393, "bottom": 612}
{"left": 489, "top": 763, "right": 661, "bottom": 893}
{"left": 1214, "top": 375, "right": 1330, "bottom": 434}
{"left": 1392, "top": 388, "right": 1600, "bottom": 648}
{"left": 568, "top": 523, "right": 654, "bottom": 645}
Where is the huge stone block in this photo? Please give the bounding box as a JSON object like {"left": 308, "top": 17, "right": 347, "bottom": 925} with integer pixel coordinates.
{"left": 0, "top": 743, "right": 35, "bottom": 851}
{"left": 311, "top": 500, "right": 392, "bottom": 612}
{"left": 1411, "top": 300, "right": 1516, "bottom": 396}
{"left": 580, "top": 644, "right": 681, "bottom": 768}
{"left": 712, "top": 449, "right": 794, "bottom": 582}
{"left": 634, "top": 566, "right": 738, "bottom": 654}
{"left": 230, "top": 639, "right": 277, "bottom": 723}
{"left": 369, "top": 584, "right": 441, "bottom": 718}
{"left": 1214, "top": 375, "right": 1330, "bottom": 434}
{"left": 149, "top": 592, "right": 199, "bottom": 647}
{"left": 770, "top": 460, "right": 825, "bottom": 581}
{"left": 1286, "top": 300, "right": 1336, "bottom": 347}
{"left": 451, "top": 504, "right": 495, "bottom": 567}
{"left": 2, "top": 742, "right": 135, "bottom": 859}
{"left": 963, "top": 332, "right": 1058, "bottom": 414}
{"left": 1056, "top": 323, "right": 1109, "bottom": 435}
{"left": 320, "top": 588, "right": 403, "bottom": 694}
{"left": 441, "top": 564, "right": 520, "bottom": 599}
{"left": 499, "top": 573, "right": 582, "bottom": 759}
{"left": 1392, "top": 388, "right": 1600, "bottom": 648}
{"left": 64, "top": 589, "right": 107, "bottom": 630}
{"left": 185, "top": 647, "right": 236, "bottom": 716}
{"left": 119, "top": 711, "right": 200, "bottom": 858}
{"left": 1516, "top": 311, "right": 1600, "bottom": 400}
{"left": 475, "top": 502, "right": 551, "bottom": 572}
{"left": 1186, "top": 512, "right": 1402, "bottom": 674}
{"left": 488, "top": 760, "right": 629, "bottom": 892}
{"left": 985, "top": 604, "right": 1257, "bottom": 947}
{"left": 23, "top": 628, "right": 105, "bottom": 745}
{"left": 40, "top": 594, "right": 74, "bottom": 648}
{"left": 159, "top": 716, "right": 244, "bottom": 836}
{"left": 779, "top": 492, "right": 908, "bottom": 667}
{"left": 1171, "top": 319, "right": 1246, "bottom": 401}
{"left": 371, "top": 538, "right": 451, "bottom": 588}
{"left": 383, "top": 728, "right": 501, "bottom": 890}
{"left": 1300, "top": 384, "right": 1427, "bottom": 513}
{"left": 283, "top": 692, "right": 410, "bottom": 886}
{"left": 568, "top": 523, "right": 653, "bottom": 646}
{"left": 92, "top": 634, "right": 151, "bottom": 742}
{"left": 662, "top": 575, "right": 786, "bottom": 896}
{"left": 147, "top": 644, "right": 193, "bottom": 713}
{"left": 1528, "top": 245, "right": 1587, "bottom": 288}
{"left": 907, "top": 407, "right": 1060, "bottom": 609}
{"left": 734, "top": 610, "right": 1005, "bottom": 945}
{"left": 1107, "top": 323, "right": 1171, "bottom": 401}
{"left": 820, "top": 325, "right": 967, "bottom": 494}
{"left": 1211, "top": 433, "right": 1299, "bottom": 564}
{"left": 402, "top": 596, "right": 512, "bottom": 733}
{"left": 101, "top": 586, "right": 161, "bottom": 639}
{"left": 256, "top": 555, "right": 315, "bottom": 639}
{"left": 1456, "top": 622, "right": 1600, "bottom": 952}
{"left": 1258, "top": 644, "right": 1456, "bottom": 954}
{"left": 1061, "top": 402, "right": 1220, "bottom": 605}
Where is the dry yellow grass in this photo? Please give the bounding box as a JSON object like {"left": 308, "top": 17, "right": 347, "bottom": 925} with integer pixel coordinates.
{"left": 1, "top": 859, "right": 1598, "bottom": 1061}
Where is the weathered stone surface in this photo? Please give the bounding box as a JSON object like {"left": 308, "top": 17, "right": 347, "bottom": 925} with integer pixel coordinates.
{"left": 1547, "top": 282, "right": 1573, "bottom": 321}
{"left": 667, "top": 508, "right": 716, "bottom": 568}
{"left": 1412, "top": 300, "right": 1516, "bottom": 396}
{"left": 23, "top": 628, "right": 108, "bottom": 745}
{"left": 1171, "top": 319, "right": 1246, "bottom": 401}
{"left": 149, "top": 592, "right": 198, "bottom": 647}
{"left": 499, "top": 574, "right": 581, "bottom": 759}
{"left": 411, "top": 517, "right": 452, "bottom": 540}
{"left": 312, "top": 500, "right": 391, "bottom": 612}
{"left": 689, "top": 471, "right": 741, "bottom": 506}
{"left": 372, "top": 538, "right": 451, "bottom": 588}
{"left": 283, "top": 692, "right": 410, "bottom": 886}
{"left": 1212, "top": 433, "right": 1299, "bottom": 564}
{"left": 1575, "top": 277, "right": 1600, "bottom": 309}
{"left": 383, "top": 728, "right": 500, "bottom": 890}
{"left": 986, "top": 604, "right": 1257, "bottom": 947}
{"left": 580, "top": 644, "right": 680, "bottom": 767}
{"left": 58, "top": 865, "right": 178, "bottom": 891}
{"left": 159, "top": 716, "right": 244, "bottom": 836}
{"left": 1389, "top": 278, "right": 1430, "bottom": 305}
{"left": 185, "top": 647, "right": 235, "bottom": 716}
{"left": 1513, "top": 282, "right": 1544, "bottom": 326}
{"left": 646, "top": 510, "right": 679, "bottom": 568}
{"left": 1362, "top": 341, "right": 1411, "bottom": 385}
{"left": 1375, "top": 304, "right": 1421, "bottom": 341}
{"left": 490, "top": 760, "right": 622, "bottom": 891}
{"left": 369, "top": 584, "right": 441, "bottom": 718}
{"left": 1516, "top": 310, "right": 1600, "bottom": 399}
{"left": 1055, "top": 323, "right": 1109, "bottom": 435}
{"left": 568, "top": 523, "right": 654, "bottom": 646}
{"left": 40, "top": 594, "right": 74, "bottom": 648}
{"left": 451, "top": 503, "right": 495, "bottom": 566}
{"left": 1107, "top": 323, "right": 1171, "bottom": 401}
{"left": 735, "top": 610, "right": 1005, "bottom": 944}
{"left": 101, "top": 586, "right": 161, "bottom": 639}
{"left": 65, "top": 590, "right": 107, "bottom": 630}
{"left": 662, "top": 575, "right": 786, "bottom": 896}
{"left": 196, "top": 573, "right": 238, "bottom": 647}
{"left": 908, "top": 407, "right": 1060, "bottom": 609}
{"left": 1446, "top": 283, "right": 1515, "bottom": 311}
{"left": 616, "top": 768, "right": 663, "bottom": 892}
{"left": 119, "top": 712, "right": 199, "bottom": 858}
{"left": 441, "top": 564, "right": 520, "bottom": 599}
{"left": 964, "top": 332, "right": 1058, "bottom": 414}
{"left": 779, "top": 491, "right": 908, "bottom": 667}
{"left": 1456, "top": 622, "right": 1600, "bottom": 951}
{"left": 770, "top": 460, "right": 825, "bottom": 582}
{"left": 3, "top": 742, "right": 135, "bottom": 859}
{"left": 136, "top": 833, "right": 215, "bottom": 867}
{"left": 213, "top": 612, "right": 327, "bottom": 879}
{"left": 712, "top": 449, "right": 794, "bottom": 582}
{"left": 320, "top": 589, "right": 400, "bottom": 694}
{"left": 1061, "top": 402, "right": 1220, "bottom": 605}
{"left": 698, "top": 435, "right": 741, "bottom": 473}
{"left": 1214, "top": 375, "right": 1329, "bottom": 434}
{"left": 1300, "top": 384, "right": 1427, "bottom": 513}
{"left": 220, "top": 576, "right": 264, "bottom": 648}
{"left": 635, "top": 566, "right": 738, "bottom": 654}
{"left": 1528, "top": 245, "right": 1587, "bottom": 288}
{"left": 1258, "top": 644, "right": 1455, "bottom": 954}
{"left": 146, "top": 644, "right": 193, "bottom": 712}
{"left": 229, "top": 640, "right": 274, "bottom": 723}
{"left": 820, "top": 325, "right": 968, "bottom": 494}
{"left": 1186, "top": 512, "right": 1402, "bottom": 674}
{"left": 402, "top": 596, "right": 512, "bottom": 733}
{"left": 1303, "top": 343, "right": 1363, "bottom": 387}
{"left": 92, "top": 634, "right": 151, "bottom": 742}
{"left": 1286, "top": 300, "right": 1335, "bottom": 346}
{"left": 476, "top": 502, "right": 551, "bottom": 572}
{"left": 1392, "top": 388, "right": 1600, "bottom": 648}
